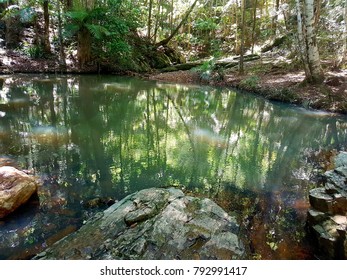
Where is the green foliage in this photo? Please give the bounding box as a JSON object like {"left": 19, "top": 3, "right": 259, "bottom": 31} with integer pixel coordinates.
{"left": 194, "top": 18, "right": 218, "bottom": 32}
{"left": 2, "top": 0, "right": 345, "bottom": 73}
{"left": 1, "top": 5, "right": 20, "bottom": 20}
{"left": 63, "top": 1, "right": 140, "bottom": 67}
{"left": 65, "top": 10, "right": 89, "bottom": 23}
{"left": 191, "top": 57, "right": 225, "bottom": 82}
{"left": 28, "top": 45, "right": 45, "bottom": 58}
{"left": 192, "top": 58, "right": 216, "bottom": 81}
{"left": 20, "top": 43, "right": 45, "bottom": 59}
{"left": 239, "top": 76, "right": 260, "bottom": 90}
{"left": 85, "top": 24, "right": 111, "bottom": 40}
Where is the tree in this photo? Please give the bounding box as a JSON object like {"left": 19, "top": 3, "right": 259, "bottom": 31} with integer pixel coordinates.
{"left": 338, "top": 0, "right": 347, "bottom": 67}
{"left": 57, "top": 0, "right": 66, "bottom": 71}
{"left": 42, "top": 0, "right": 51, "bottom": 54}
{"left": 156, "top": 0, "right": 200, "bottom": 46}
{"left": 251, "top": 0, "right": 258, "bottom": 54}
{"left": 239, "top": 0, "right": 246, "bottom": 74}
{"left": 148, "top": 0, "right": 153, "bottom": 41}
{"left": 2, "top": 4, "right": 22, "bottom": 49}
{"left": 296, "top": 0, "right": 324, "bottom": 83}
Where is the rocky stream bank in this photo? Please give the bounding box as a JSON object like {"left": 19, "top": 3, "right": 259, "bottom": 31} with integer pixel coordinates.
{"left": 33, "top": 187, "right": 245, "bottom": 260}
{"left": 308, "top": 151, "right": 347, "bottom": 259}
{"left": 1, "top": 153, "right": 346, "bottom": 259}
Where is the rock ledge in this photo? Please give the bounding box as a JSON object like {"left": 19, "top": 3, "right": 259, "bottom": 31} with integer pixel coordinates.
{"left": 308, "top": 152, "right": 347, "bottom": 259}
{"left": 34, "top": 187, "right": 245, "bottom": 260}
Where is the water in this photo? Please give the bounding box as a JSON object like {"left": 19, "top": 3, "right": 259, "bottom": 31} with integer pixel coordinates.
{"left": 0, "top": 74, "right": 347, "bottom": 259}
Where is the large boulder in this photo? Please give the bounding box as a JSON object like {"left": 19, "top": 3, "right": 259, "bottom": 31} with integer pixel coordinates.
{"left": 34, "top": 187, "right": 245, "bottom": 260}
{"left": 308, "top": 152, "right": 347, "bottom": 259}
{"left": 0, "top": 166, "right": 39, "bottom": 218}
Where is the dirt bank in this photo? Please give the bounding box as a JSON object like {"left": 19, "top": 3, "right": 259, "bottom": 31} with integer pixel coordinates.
{"left": 150, "top": 68, "right": 347, "bottom": 114}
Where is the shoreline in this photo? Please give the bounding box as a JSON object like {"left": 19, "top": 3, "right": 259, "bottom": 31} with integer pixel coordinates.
{"left": 1, "top": 52, "right": 346, "bottom": 115}
{"left": 149, "top": 69, "right": 347, "bottom": 115}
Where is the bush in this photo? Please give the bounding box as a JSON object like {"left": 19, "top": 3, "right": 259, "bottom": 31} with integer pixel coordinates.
{"left": 191, "top": 57, "right": 224, "bottom": 82}
{"left": 27, "top": 45, "right": 45, "bottom": 58}
{"left": 20, "top": 44, "right": 45, "bottom": 59}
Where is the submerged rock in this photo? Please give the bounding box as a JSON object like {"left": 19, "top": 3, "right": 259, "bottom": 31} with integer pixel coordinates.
{"left": 0, "top": 156, "right": 18, "bottom": 168}
{"left": 0, "top": 166, "right": 40, "bottom": 218}
{"left": 33, "top": 187, "right": 245, "bottom": 260}
{"left": 307, "top": 151, "right": 347, "bottom": 259}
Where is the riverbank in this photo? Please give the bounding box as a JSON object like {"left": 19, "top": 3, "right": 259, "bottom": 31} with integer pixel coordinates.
{"left": 150, "top": 66, "right": 347, "bottom": 115}
{"left": 1, "top": 50, "right": 346, "bottom": 114}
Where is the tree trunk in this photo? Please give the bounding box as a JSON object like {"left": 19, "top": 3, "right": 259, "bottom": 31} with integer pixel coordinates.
{"left": 65, "top": 0, "right": 73, "bottom": 10}
{"left": 234, "top": 4, "right": 239, "bottom": 54}
{"left": 170, "top": 0, "right": 174, "bottom": 31}
{"left": 295, "top": 0, "right": 310, "bottom": 78}
{"left": 5, "top": 9, "right": 21, "bottom": 49}
{"left": 57, "top": 0, "right": 66, "bottom": 71}
{"left": 78, "top": 27, "right": 91, "bottom": 68}
{"left": 271, "top": 0, "right": 280, "bottom": 36}
{"left": 153, "top": 0, "right": 161, "bottom": 43}
{"left": 43, "top": 0, "right": 51, "bottom": 54}
{"left": 304, "top": 0, "right": 324, "bottom": 83}
{"left": 239, "top": 0, "right": 246, "bottom": 74}
{"left": 338, "top": 0, "right": 347, "bottom": 67}
{"left": 156, "top": 0, "right": 199, "bottom": 46}
{"left": 296, "top": 0, "right": 324, "bottom": 83}
{"left": 147, "top": 0, "right": 153, "bottom": 41}
{"left": 251, "top": 0, "right": 258, "bottom": 54}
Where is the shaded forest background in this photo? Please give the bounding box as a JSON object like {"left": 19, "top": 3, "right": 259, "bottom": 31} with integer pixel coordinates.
{"left": 0, "top": 0, "right": 346, "bottom": 83}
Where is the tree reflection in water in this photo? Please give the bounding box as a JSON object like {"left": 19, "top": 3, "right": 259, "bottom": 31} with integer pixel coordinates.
{"left": 0, "top": 74, "right": 346, "bottom": 259}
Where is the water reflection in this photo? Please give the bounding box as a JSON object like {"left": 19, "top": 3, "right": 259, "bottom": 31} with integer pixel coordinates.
{"left": 30, "top": 126, "right": 69, "bottom": 146}
{"left": 0, "top": 74, "right": 347, "bottom": 259}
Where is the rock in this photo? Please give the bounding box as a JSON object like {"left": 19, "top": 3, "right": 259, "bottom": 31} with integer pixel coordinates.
{"left": 334, "top": 151, "right": 347, "bottom": 169}
{"left": 0, "top": 166, "right": 39, "bottom": 218}
{"left": 307, "top": 209, "right": 326, "bottom": 225}
{"left": 324, "top": 169, "right": 347, "bottom": 190}
{"left": 33, "top": 187, "right": 245, "bottom": 260}
{"left": 309, "top": 188, "right": 334, "bottom": 214}
{"left": 307, "top": 151, "right": 347, "bottom": 259}
{"left": 0, "top": 156, "right": 18, "bottom": 168}
{"left": 82, "top": 197, "right": 116, "bottom": 209}
{"left": 261, "top": 35, "right": 287, "bottom": 53}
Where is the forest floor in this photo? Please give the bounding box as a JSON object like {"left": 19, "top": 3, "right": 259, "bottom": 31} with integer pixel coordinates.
{"left": 1, "top": 49, "right": 347, "bottom": 114}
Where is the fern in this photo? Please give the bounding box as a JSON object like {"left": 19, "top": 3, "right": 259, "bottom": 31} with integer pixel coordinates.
{"left": 65, "top": 10, "right": 89, "bottom": 23}
{"left": 85, "top": 24, "right": 111, "bottom": 40}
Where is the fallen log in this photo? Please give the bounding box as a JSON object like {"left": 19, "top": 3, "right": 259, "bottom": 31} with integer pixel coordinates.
{"left": 160, "top": 54, "right": 261, "bottom": 72}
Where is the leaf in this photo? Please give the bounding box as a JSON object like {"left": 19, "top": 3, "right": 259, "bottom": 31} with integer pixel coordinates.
{"left": 65, "top": 10, "right": 89, "bottom": 23}
{"left": 267, "top": 242, "right": 278, "bottom": 251}
{"left": 64, "top": 24, "right": 80, "bottom": 37}
{"left": 85, "top": 24, "right": 111, "bottom": 40}
{"left": 1, "top": 5, "right": 21, "bottom": 20}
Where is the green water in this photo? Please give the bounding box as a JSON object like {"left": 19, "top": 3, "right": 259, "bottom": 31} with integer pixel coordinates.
{"left": 0, "top": 74, "right": 346, "bottom": 259}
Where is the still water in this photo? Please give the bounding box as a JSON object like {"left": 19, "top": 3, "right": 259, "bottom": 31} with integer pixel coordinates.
{"left": 0, "top": 74, "right": 346, "bottom": 259}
